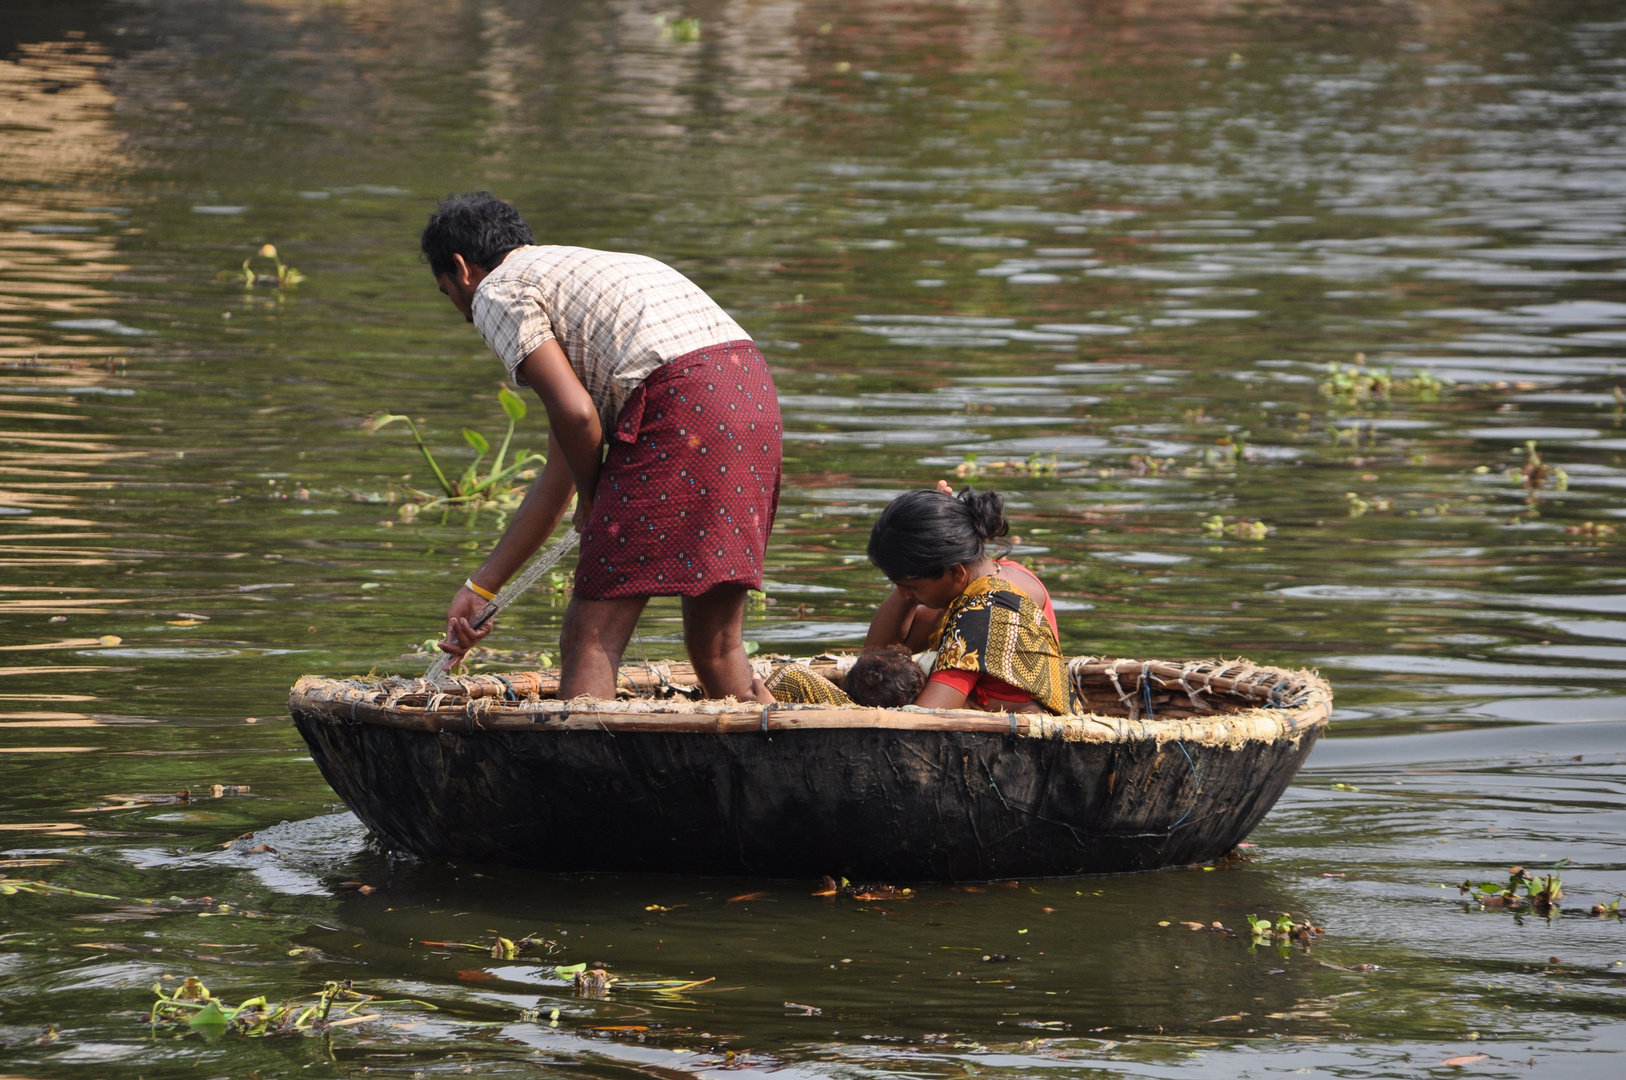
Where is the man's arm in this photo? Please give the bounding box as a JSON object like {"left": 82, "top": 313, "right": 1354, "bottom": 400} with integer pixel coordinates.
{"left": 441, "top": 341, "right": 604, "bottom": 657}
{"left": 515, "top": 339, "right": 603, "bottom": 528}
{"left": 441, "top": 431, "right": 575, "bottom": 656}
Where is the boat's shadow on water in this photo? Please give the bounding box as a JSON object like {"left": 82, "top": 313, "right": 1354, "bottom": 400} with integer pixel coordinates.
{"left": 258, "top": 813, "right": 1350, "bottom": 1044}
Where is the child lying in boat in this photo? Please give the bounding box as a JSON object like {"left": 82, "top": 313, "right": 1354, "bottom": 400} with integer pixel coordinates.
{"left": 763, "top": 644, "right": 926, "bottom": 708}
{"left": 759, "top": 483, "right": 1070, "bottom": 713}
{"left": 846, "top": 645, "right": 927, "bottom": 706}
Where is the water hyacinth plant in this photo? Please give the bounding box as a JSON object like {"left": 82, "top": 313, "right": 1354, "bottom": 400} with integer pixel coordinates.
{"left": 1244, "top": 911, "right": 1323, "bottom": 954}
{"left": 654, "top": 14, "right": 701, "bottom": 41}
{"left": 1319, "top": 354, "right": 1449, "bottom": 402}
{"left": 1460, "top": 861, "right": 1566, "bottom": 915}
{"left": 221, "top": 243, "right": 305, "bottom": 289}
{"left": 150, "top": 976, "right": 432, "bottom": 1038}
{"left": 367, "top": 386, "right": 545, "bottom": 517}
{"left": 1510, "top": 439, "right": 1568, "bottom": 496}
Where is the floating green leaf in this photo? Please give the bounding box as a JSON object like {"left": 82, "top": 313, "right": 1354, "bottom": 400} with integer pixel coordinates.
{"left": 187, "top": 999, "right": 229, "bottom": 1032}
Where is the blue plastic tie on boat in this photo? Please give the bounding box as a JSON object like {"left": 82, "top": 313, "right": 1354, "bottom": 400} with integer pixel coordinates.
{"left": 761, "top": 706, "right": 771, "bottom": 732}
{"left": 1168, "top": 740, "right": 1200, "bottom": 830}
{"left": 495, "top": 675, "right": 518, "bottom": 702}
{"left": 1009, "top": 713, "right": 1018, "bottom": 736}
{"left": 1142, "top": 675, "right": 1156, "bottom": 721}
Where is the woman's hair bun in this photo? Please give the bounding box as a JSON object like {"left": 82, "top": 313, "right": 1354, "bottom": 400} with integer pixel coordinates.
{"left": 866, "top": 484, "right": 1014, "bottom": 581}
{"left": 956, "top": 486, "right": 1008, "bottom": 542}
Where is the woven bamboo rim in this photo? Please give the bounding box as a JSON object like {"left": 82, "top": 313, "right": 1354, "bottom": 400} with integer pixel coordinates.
{"left": 289, "top": 657, "right": 1330, "bottom": 749}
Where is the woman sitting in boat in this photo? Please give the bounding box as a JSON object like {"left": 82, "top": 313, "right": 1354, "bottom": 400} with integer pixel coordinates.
{"left": 763, "top": 482, "right": 1071, "bottom": 714}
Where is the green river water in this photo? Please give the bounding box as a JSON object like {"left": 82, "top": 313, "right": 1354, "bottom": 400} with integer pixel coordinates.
{"left": 2, "top": 0, "right": 1624, "bottom": 1076}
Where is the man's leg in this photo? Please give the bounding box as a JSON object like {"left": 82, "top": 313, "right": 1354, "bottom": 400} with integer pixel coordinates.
{"left": 557, "top": 595, "right": 648, "bottom": 699}
{"left": 682, "top": 583, "right": 766, "bottom": 701}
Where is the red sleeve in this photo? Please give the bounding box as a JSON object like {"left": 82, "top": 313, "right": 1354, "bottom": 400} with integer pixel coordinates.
{"left": 928, "top": 668, "right": 979, "bottom": 696}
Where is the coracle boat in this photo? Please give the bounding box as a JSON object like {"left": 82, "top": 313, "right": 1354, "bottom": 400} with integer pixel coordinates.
{"left": 289, "top": 656, "right": 1330, "bottom": 882}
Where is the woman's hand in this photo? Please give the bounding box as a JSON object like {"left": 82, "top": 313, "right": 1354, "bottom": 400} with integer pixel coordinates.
{"left": 441, "top": 585, "right": 495, "bottom": 658}
{"left": 749, "top": 672, "right": 776, "bottom": 704}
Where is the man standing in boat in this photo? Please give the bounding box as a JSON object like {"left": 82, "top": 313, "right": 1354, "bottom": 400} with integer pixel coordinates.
{"left": 423, "top": 192, "right": 781, "bottom": 703}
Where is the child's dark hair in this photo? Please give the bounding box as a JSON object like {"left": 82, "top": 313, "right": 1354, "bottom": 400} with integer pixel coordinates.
{"left": 420, "top": 192, "right": 536, "bottom": 277}
{"left": 867, "top": 486, "right": 1010, "bottom": 582}
{"left": 845, "top": 645, "right": 926, "bottom": 708}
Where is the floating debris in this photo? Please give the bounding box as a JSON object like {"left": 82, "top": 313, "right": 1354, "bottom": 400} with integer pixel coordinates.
{"left": 0, "top": 877, "right": 120, "bottom": 900}
{"left": 574, "top": 968, "right": 613, "bottom": 998}
{"left": 812, "top": 876, "right": 915, "bottom": 901}
{"left": 419, "top": 933, "right": 557, "bottom": 959}
{"left": 1510, "top": 440, "right": 1568, "bottom": 496}
{"left": 1344, "top": 492, "right": 1393, "bottom": 517}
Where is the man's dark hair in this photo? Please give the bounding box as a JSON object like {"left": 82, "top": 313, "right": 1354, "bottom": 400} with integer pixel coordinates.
{"left": 845, "top": 645, "right": 926, "bottom": 708}
{"left": 420, "top": 192, "right": 535, "bottom": 277}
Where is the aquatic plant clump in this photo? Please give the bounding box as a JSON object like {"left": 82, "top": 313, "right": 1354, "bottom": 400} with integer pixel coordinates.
{"left": 220, "top": 243, "right": 305, "bottom": 289}
{"left": 1200, "top": 515, "right": 1272, "bottom": 539}
{"left": 150, "top": 977, "right": 434, "bottom": 1038}
{"left": 1319, "top": 355, "right": 1450, "bottom": 402}
{"left": 653, "top": 14, "right": 701, "bottom": 41}
{"left": 368, "top": 386, "right": 545, "bottom": 516}
{"left": 1460, "top": 862, "right": 1566, "bottom": 915}
{"left": 1244, "top": 911, "right": 1323, "bottom": 944}
{"left": 1508, "top": 440, "right": 1569, "bottom": 496}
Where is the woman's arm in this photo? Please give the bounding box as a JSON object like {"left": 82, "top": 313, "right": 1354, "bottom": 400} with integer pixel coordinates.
{"left": 864, "top": 587, "right": 916, "bottom": 649}
{"left": 865, "top": 588, "right": 943, "bottom": 651}
{"left": 914, "top": 678, "right": 969, "bottom": 710}
{"left": 914, "top": 672, "right": 1041, "bottom": 712}
{"left": 901, "top": 606, "right": 943, "bottom": 652}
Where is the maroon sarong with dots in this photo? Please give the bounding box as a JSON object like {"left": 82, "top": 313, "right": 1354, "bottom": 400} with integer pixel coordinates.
{"left": 575, "top": 341, "right": 782, "bottom": 599}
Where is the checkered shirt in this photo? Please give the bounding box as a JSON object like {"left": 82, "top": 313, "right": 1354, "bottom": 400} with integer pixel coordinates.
{"left": 471, "top": 245, "right": 751, "bottom": 431}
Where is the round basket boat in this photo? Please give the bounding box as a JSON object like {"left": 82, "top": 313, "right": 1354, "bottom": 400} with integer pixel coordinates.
{"left": 288, "top": 656, "right": 1330, "bottom": 882}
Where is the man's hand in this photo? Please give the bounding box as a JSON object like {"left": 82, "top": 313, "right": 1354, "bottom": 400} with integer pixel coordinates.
{"left": 441, "top": 585, "right": 495, "bottom": 659}
{"left": 572, "top": 495, "right": 594, "bottom": 534}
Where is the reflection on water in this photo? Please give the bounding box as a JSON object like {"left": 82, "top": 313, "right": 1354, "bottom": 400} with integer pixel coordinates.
{"left": 1, "top": 0, "right": 1624, "bottom": 1076}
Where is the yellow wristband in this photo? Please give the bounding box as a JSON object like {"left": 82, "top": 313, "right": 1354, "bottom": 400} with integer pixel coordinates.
{"left": 464, "top": 578, "right": 497, "bottom": 601}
